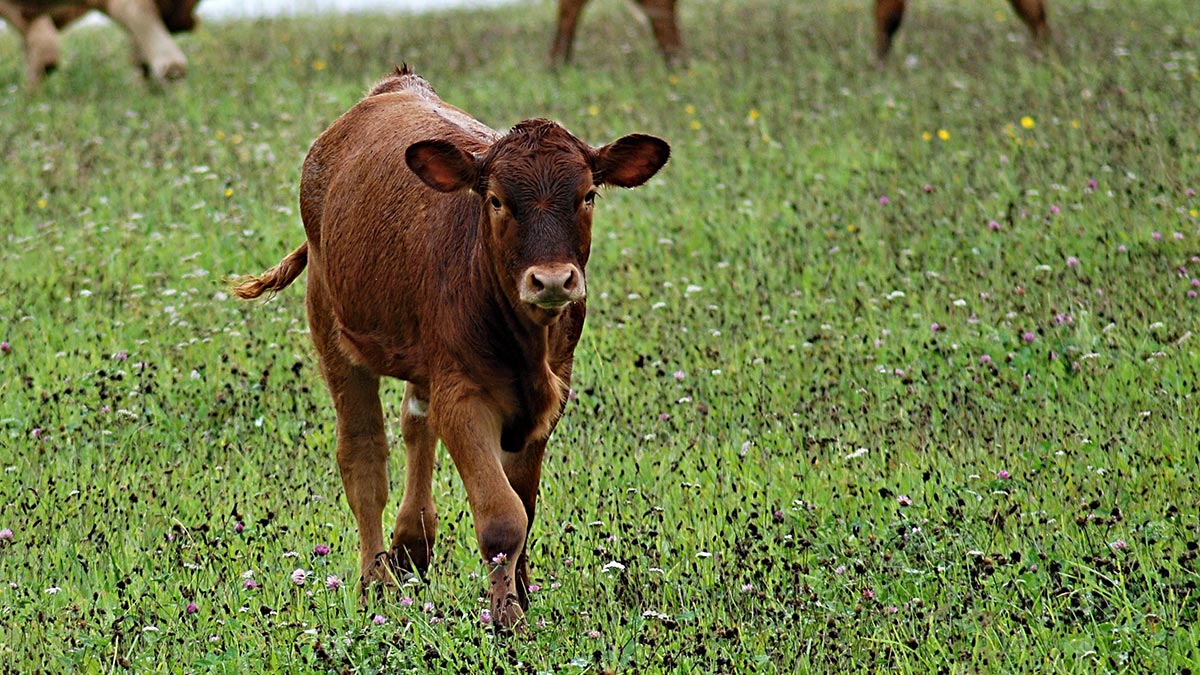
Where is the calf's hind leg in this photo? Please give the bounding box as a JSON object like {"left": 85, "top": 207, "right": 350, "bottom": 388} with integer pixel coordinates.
{"left": 320, "top": 352, "right": 393, "bottom": 591}
{"left": 389, "top": 384, "right": 438, "bottom": 576}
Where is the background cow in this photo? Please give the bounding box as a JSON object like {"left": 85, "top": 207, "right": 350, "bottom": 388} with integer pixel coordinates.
{"left": 874, "top": 0, "right": 1049, "bottom": 60}
{"left": 0, "top": 0, "right": 199, "bottom": 86}
{"left": 551, "top": 0, "right": 681, "bottom": 67}
{"left": 549, "top": 0, "right": 1050, "bottom": 67}
{"left": 234, "top": 67, "right": 669, "bottom": 630}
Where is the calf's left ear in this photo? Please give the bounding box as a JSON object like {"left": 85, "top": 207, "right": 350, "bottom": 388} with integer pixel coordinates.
{"left": 594, "top": 134, "right": 671, "bottom": 188}
{"left": 407, "top": 139, "right": 481, "bottom": 193}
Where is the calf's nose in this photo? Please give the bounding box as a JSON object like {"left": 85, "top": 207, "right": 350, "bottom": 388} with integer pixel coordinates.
{"left": 519, "top": 264, "right": 585, "bottom": 308}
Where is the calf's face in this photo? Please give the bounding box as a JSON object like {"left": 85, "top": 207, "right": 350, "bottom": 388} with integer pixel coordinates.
{"left": 407, "top": 121, "right": 669, "bottom": 326}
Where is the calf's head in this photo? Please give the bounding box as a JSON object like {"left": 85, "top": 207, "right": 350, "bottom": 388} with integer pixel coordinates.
{"left": 406, "top": 120, "right": 669, "bottom": 326}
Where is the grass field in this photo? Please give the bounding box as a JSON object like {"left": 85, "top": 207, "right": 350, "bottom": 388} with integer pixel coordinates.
{"left": 2, "top": 0, "right": 1199, "bottom": 672}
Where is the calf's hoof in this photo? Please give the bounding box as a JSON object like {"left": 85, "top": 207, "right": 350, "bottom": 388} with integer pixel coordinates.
{"left": 357, "top": 552, "right": 400, "bottom": 600}
{"left": 491, "top": 592, "right": 527, "bottom": 633}
{"left": 387, "top": 540, "right": 432, "bottom": 578}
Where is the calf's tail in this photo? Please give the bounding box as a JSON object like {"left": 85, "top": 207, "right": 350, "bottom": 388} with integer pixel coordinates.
{"left": 232, "top": 242, "right": 308, "bottom": 299}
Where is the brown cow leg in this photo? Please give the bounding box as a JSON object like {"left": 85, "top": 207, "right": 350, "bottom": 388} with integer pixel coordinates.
{"left": 873, "top": 0, "right": 906, "bottom": 61}
{"left": 325, "top": 360, "right": 393, "bottom": 592}
{"left": 550, "top": 0, "right": 588, "bottom": 67}
{"left": 106, "top": 0, "right": 187, "bottom": 81}
{"left": 434, "top": 395, "right": 528, "bottom": 630}
{"left": 1008, "top": 0, "right": 1050, "bottom": 43}
{"left": 389, "top": 384, "right": 438, "bottom": 576}
{"left": 640, "top": 0, "right": 683, "bottom": 67}
{"left": 502, "top": 439, "right": 548, "bottom": 611}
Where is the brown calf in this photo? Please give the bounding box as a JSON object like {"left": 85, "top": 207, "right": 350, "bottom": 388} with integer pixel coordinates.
{"left": 0, "top": 0, "right": 199, "bottom": 86}
{"left": 234, "top": 67, "right": 669, "bottom": 630}
{"left": 875, "top": 0, "right": 1049, "bottom": 60}
{"left": 549, "top": 0, "right": 1049, "bottom": 67}
{"left": 551, "top": 0, "right": 682, "bottom": 67}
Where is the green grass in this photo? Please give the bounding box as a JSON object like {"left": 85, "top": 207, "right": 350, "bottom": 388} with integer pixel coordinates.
{"left": 2, "top": 0, "right": 1199, "bottom": 671}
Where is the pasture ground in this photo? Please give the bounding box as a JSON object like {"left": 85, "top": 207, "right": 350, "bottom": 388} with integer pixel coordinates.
{"left": 1, "top": 0, "right": 1199, "bottom": 672}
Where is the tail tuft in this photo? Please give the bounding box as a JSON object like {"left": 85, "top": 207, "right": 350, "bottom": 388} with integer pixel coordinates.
{"left": 231, "top": 242, "right": 308, "bottom": 299}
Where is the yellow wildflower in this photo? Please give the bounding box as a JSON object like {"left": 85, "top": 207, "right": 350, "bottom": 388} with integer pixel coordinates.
{"left": 937, "top": 129, "right": 950, "bottom": 141}
{"left": 1020, "top": 116, "right": 1035, "bottom": 129}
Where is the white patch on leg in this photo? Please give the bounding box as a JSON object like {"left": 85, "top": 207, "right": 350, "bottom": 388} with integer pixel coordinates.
{"left": 406, "top": 397, "right": 428, "bottom": 418}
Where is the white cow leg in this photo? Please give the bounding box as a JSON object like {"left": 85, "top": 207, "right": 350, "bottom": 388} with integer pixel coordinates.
{"left": 105, "top": 0, "right": 187, "bottom": 82}
{"left": 23, "top": 15, "right": 62, "bottom": 86}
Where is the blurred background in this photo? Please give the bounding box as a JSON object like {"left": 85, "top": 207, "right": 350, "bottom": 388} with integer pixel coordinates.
{"left": 195, "top": 0, "right": 519, "bottom": 18}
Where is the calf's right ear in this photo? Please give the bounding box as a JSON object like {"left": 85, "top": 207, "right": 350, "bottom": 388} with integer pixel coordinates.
{"left": 406, "top": 139, "right": 480, "bottom": 193}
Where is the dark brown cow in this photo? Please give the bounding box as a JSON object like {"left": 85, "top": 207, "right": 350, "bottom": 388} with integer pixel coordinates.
{"left": 0, "top": 0, "right": 199, "bottom": 86}
{"left": 875, "top": 0, "right": 1049, "bottom": 60}
{"left": 551, "top": 0, "right": 681, "bottom": 67}
{"left": 234, "top": 66, "right": 669, "bottom": 630}
{"left": 549, "top": 0, "right": 1050, "bottom": 67}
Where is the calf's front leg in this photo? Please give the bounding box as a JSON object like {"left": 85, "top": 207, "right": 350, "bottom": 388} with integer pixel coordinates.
{"left": 434, "top": 395, "right": 528, "bottom": 630}
{"left": 502, "top": 438, "right": 547, "bottom": 611}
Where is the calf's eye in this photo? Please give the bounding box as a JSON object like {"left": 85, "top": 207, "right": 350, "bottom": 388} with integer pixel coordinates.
{"left": 583, "top": 190, "right": 598, "bottom": 207}
{"left": 488, "top": 195, "right": 503, "bottom": 210}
